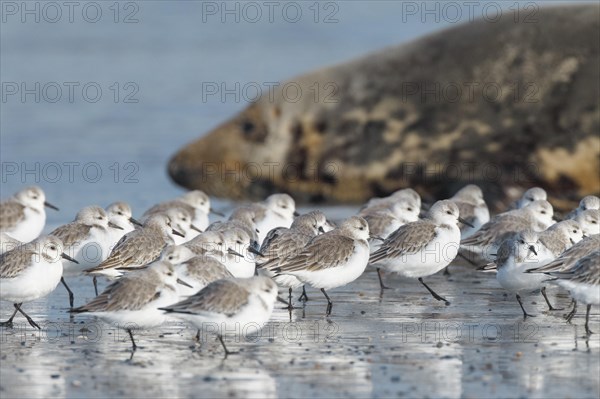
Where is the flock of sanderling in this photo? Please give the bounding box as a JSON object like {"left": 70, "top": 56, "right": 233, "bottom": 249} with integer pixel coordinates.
{"left": 0, "top": 185, "right": 598, "bottom": 356}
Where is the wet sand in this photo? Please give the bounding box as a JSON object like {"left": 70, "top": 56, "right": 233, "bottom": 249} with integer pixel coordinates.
{"left": 1, "top": 262, "right": 598, "bottom": 398}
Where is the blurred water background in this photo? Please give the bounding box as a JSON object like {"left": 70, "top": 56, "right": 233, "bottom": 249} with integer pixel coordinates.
{"left": 0, "top": 0, "right": 575, "bottom": 227}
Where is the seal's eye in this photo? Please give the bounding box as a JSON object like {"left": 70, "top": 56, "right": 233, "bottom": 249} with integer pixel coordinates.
{"left": 242, "top": 121, "right": 255, "bottom": 135}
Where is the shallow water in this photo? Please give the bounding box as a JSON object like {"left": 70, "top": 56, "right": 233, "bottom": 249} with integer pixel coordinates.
{"left": 1, "top": 1, "right": 596, "bottom": 398}
{"left": 1, "top": 263, "right": 598, "bottom": 398}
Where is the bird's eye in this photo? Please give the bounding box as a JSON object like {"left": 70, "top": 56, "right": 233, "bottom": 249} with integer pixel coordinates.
{"left": 118, "top": 211, "right": 123, "bottom": 215}
{"left": 526, "top": 197, "right": 533, "bottom": 201}
{"left": 167, "top": 272, "right": 173, "bottom": 276}
{"left": 446, "top": 211, "right": 452, "bottom": 215}
{"left": 263, "top": 288, "right": 270, "bottom": 293}
{"left": 236, "top": 240, "right": 243, "bottom": 245}
{"left": 242, "top": 121, "right": 255, "bottom": 135}
{"left": 541, "top": 211, "right": 547, "bottom": 214}
{"left": 407, "top": 207, "right": 413, "bottom": 212}
{"left": 50, "top": 246, "right": 56, "bottom": 250}
{"left": 592, "top": 221, "right": 597, "bottom": 224}
{"left": 359, "top": 227, "right": 364, "bottom": 230}
{"left": 281, "top": 205, "right": 288, "bottom": 209}
{"left": 573, "top": 230, "right": 577, "bottom": 233}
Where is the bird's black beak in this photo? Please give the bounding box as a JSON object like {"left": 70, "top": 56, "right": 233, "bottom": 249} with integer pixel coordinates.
{"left": 318, "top": 226, "right": 325, "bottom": 234}
{"left": 172, "top": 229, "right": 185, "bottom": 238}
{"left": 210, "top": 208, "right": 225, "bottom": 217}
{"left": 44, "top": 201, "right": 59, "bottom": 211}
{"left": 191, "top": 224, "right": 203, "bottom": 233}
{"left": 176, "top": 278, "right": 193, "bottom": 288}
{"left": 247, "top": 246, "right": 264, "bottom": 257}
{"left": 130, "top": 217, "right": 143, "bottom": 227}
{"left": 108, "top": 221, "right": 124, "bottom": 230}
{"left": 277, "top": 296, "right": 289, "bottom": 305}
{"left": 528, "top": 245, "right": 538, "bottom": 256}
{"left": 228, "top": 248, "right": 244, "bottom": 258}
{"left": 458, "top": 217, "right": 474, "bottom": 228}
{"left": 61, "top": 253, "right": 78, "bottom": 263}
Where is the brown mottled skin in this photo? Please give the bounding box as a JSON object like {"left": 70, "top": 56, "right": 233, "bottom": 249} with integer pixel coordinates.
{"left": 169, "top": 5, "right": 599, "bottom": 212}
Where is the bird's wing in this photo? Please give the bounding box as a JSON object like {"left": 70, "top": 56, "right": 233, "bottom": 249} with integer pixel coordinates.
{"left": 87, "top": 231, "right": 163, "bottom": 272}
{"left": 258, "top": 229, "right": 311, "bottom": 270}
{"left": 72, "top": 273, "right": 163, "bottom": 312}
{"left": 50, "top": 223, "right": 92, "bottom": 248}
{"left": 0, "top": 246, "right": 36, "bottom": 278}
{"left": 0, "top": 201, "right": 26, "bottom": 230}
{"left": 161, "top": 279, "right": 249, "bottom": 317}
{"left": 370, "top": 221, "right": 436, "bottom": 263}
{"left": 274, "top": 234, "right": 357, "bottom": 273}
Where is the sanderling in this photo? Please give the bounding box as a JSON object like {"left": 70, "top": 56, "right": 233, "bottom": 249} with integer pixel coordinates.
{"left": 86, "top": 214, "right": 184, "bottom": 278}
{"left": 360, "top": 188, "right": 422, "bottom": 213}
{"left": 448, "top": 184, "right": 490, "bottom": 239}
{"left": 72, "top": 260, "right": 184, "bottom": 350}
{"left": 186, "top": 229, "right": 257, "bottom": 278}
{"left": 143, "top": 190, "right": 221, "bottom": 232}
{"left": 574, "top": 209, "right": 600, "bottom": 236}
{"left": 567, "top": 195, "right": 600, "bottom": 219}
{"left": 514, "top": 187, "right": 547, "bottom": 209}
{"left": 242, "top": 194, "right": 297, "bottom": 244}
{"left": 105, "top": 202, "right": 142, "bottom": 252}
{"left": 272, "top": 216, "right": 370, "bottom": 315}
{"left": 0, "top": 186, "right": 59, "bottom": 243}
{"left": 257, "top": 211, "right": 328, "bottom": 308}
{"left": 1, "top": 235, "right": 77, "bottom": 329}
{"left": 159, "top": 276, "right": 278, "bottom": 357}
{"left": 185, "top": 231, "right": 227, "bottom": 258}
{"left": 0, "top": 233, "right": 21, "bottom": 255}
{"left": 221, "top": 228, "right": 258, "bottom": 278}
{"left": 527, "top": 234, "right": 600, "bottom": 274}
{"left": 486, "top": 224, "right": 581, "bottom": 317}
{"left": 547, "top": 250, "right": 599, "bottom": 335}
{"left": 50, "top": 206, "right": 121, "bottom": 306}
{"left": 370, "top": 200, "right": 464, "bottom": 303}
{"left": 160, "top": 245, "right": 233, "bottom": 298}
{"left": 360, "top": 198, "right": 421, "bottom": 253}
{"left": 486, "top": 230, "right": 551, "bottom": 318}
{"left": 461, "top": 200, "right": 554, "bottom": 261}
{"left": 164, "top": 207, "right": 203, "bottom": 245}
{"left": 538, "top": 220, "right": 584, "bottom": 257}
{"left": 208, "top": 207, "right": 260, "bottom": 248}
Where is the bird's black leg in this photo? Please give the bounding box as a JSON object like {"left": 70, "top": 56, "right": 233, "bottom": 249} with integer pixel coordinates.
{"left": 418, "top": 278, "right": 450, "bottom": 305}
{"left": 14, "top": 303, "right": 40, "bottom": 330}
{"left": 298, "top": 285, "right": 309, "bottom": 302}
{"left": 92, "top": 276, "right": 99, "bottom": 296}
{"left": 217, "top": 335, "right": 237, "bottom": 357}
{"left": 377, "top": 268, "right": 390, "bottom": 290}
{"left": 283, "top": 287, "right": 297, "bottom": 311}
{"left": 127, "top": 329, "right": 137, "bottom": 351}
{"left": 585, "top": 304, "right": 594, "bottom": 336}
{"left": 565, "top": 300, "right": 578, "bottom": 323}
{"left": 0, "top": 305, "right": 19, "bottom": 328}
{"left": 541, "top": 287, "right": 563, "bottom": 311}
{"left": 516, "top": 294, "right": 536, "bottom": 319}
{"left": 61, "top": 277, "right": 74, "bottom": 309}
{"left": 321, "top": 288, "right": 333, "bottom": 316}
{"left": 443, "top": 267, "right": 451, "bottom": 276}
